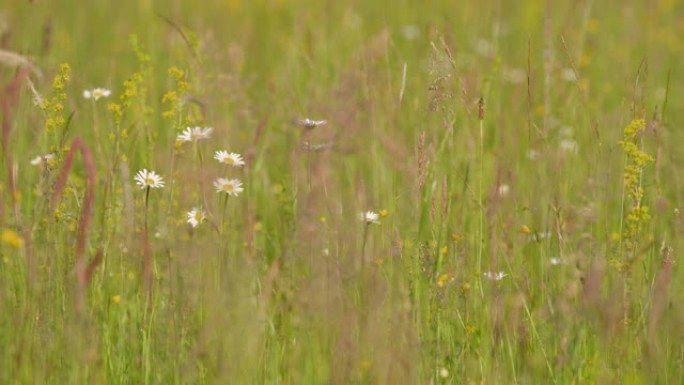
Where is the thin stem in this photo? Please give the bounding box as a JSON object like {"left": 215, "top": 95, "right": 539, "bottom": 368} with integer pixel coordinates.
{"left": 144, "top": 186, "right": 150, "bottom": 232}
{"left": 360, "top": 223, "right": 370, "bottom": 266}
{"left": 477, "top": 109, "right": 485, "bottom": 298}
{"left": 220, "top": 194, "right": 228, "bottom": 236}
{"left": 195, "top": 142, "right": 208, "bottom": 208}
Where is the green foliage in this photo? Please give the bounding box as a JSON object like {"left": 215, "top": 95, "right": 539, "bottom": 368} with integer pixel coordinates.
{"left": 0, "top": 1, "right": 683, "bottom": 384}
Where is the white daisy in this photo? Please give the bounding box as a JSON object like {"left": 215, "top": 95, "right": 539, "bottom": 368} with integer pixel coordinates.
{"left": 214, "top": 151, "right": 245, "bottom": 167}
{"left": 83, "top": 88, "right": 112, "bottom": 101}
{"left": 177, "top": 126, "right": 213, "bottom": 143}
{"left": 187, "top": 208, "right": 206, "bottom": 228}
{"left": 134, "top": 169, "right": 165, "bottom": 189}
{"left": 550, "top": 257, "right": 569, "bottom": 266}
{"left": 295, "top": 118, "right": 328, "bottom": 129}
{"left": 483, "top": 271, "right": 508, "bottom": 281}
{"left": 213, "top": 178, "right": 243, "bottom": 196}
{"left": 30, "top": 153, "right": 55, "bottom": 166}
{"left": 358, "top": 211, "right": 380, "bottom": 224}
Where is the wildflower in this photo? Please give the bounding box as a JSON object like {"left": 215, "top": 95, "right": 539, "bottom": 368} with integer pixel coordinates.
{"left": 1, "top": 229, "right": 23, "bottom": 249}
{"left": 111, "top": 295, "right": 121, "bottom": 304}
{"left": 402, "top": 24, "right": 421, "bottom": 41}
{"left": 134, "top": 169, "right": 165, "bottom": 189}
{"left": 560, "top": 68, "right": 577, "bottom": 82}
{"left": 30, "top": 153, "right": 55, "bottom": 166}
{"left": 439, "top": 368, "right": 450, "bottom": 379}
{"left": 177, "top": 126, "right": 213, "bottom": 143}
{"left": 214, "top": 151, "right": 245, "bottom": 167}
{"left": 498, "top": 184, "right": 510, "bottom": 196}
{"left": 502, "top": 68, "right": 526, "bottom": 84}
{"left": 436, "top": 273, "right": 450, "bottom": 287}
{"left": 475, "top": 38, "right": 495, "bottom": 57}
{"left": 213, "top": 178, "right": 243, "bottom": 196}
{"left": 295, "top": 118, "right": 327, "bottom": 129}
{"left": 83, "top": 88, "right": 112, "bottom": 101}
{"left": 187, "top": 207, "right": 206, "bottom": 228}
{"left": 483, "top": 271, "right": 507, "bottom": 281}
{"left": 32, "top": 93, "right": 45, "bottom": 108}
{"left": 549, "top": 257, "right": 568, "bottom": 266}
{"left": 378, "top": 209, "right": 390, "bottom": 218}
{"left": 559, "top": 139, "right": 578, "bottom": 153}
{"left": 528, "top": 231, "right": 552, "bottom": 242}
{"left": 359, "top": 211, "right": 380, "bottom": 224}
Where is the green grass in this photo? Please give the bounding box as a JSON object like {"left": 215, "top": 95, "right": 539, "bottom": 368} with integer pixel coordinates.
{"left": 1, "top": 0, "right": 684, "bottom": 383}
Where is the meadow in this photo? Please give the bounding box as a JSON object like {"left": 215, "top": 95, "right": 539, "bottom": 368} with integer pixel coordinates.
{"left": 1, "top": 0, "right": 683, "bottom": 383}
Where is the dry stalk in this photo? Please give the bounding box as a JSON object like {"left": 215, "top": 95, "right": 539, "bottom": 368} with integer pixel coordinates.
{"left": 50, "top": 137, "right": 99, "bottom": 312}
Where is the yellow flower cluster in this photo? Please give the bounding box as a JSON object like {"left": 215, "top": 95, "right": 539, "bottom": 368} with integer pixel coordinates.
{"left": 41, "top": 63, "right": 71, "bottom": 133}
{"left": 108, "top": 36, "right": 151, "bottom": 135}
{"left": 618, "top": 118, "right": 654, "bottom": 254}
{"left": 162, "top": 66, "right": 192, "bottom": 123}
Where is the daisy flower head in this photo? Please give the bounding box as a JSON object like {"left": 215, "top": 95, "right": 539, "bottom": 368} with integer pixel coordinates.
{"left": 295, "top": 118, "right": 328, "bottom": 130}
{"left": 483, "top": 271, "right": 508, "bottom": 281}
{"left": 214, "top": 151, "right": 245, "bottom": 167}
{"left": 359, "top": 211, "right": 380, "bottom": 225}
{"left": 187, "top": 207, "right": 206, "bottom": 228}
{"left": 134, "top": 169, "right": 165, "bottom": 189}
{"left": 213, "top": 178, "right": 243, "bottom": 196}
{"left": 177, "top": 126, "right": 213, "bottom": 143}
{"left": 83, "top": 88, "right": 112, "bottom": 101}
{"left": 30, "top": 153, "right": 56, "bottom": 167}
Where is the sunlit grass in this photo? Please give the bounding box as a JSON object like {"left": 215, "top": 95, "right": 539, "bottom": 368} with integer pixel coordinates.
{"left": 1, "top": 1, "right": 683, "bottom": 384}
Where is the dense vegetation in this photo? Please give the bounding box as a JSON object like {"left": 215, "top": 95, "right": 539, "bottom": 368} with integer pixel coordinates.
{"left": 1, "top": 1, "right": 683, "bottom": 383}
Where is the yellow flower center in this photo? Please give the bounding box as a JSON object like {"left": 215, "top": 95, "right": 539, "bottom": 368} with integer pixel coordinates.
{"left": 145, "top": 177, "right": 155, "bottom": 185}
{"left": 224, "top": 157, "right": 234, "bottom": 165}
{"left": 223, "top": 184, "right": 234, "bottom": 192}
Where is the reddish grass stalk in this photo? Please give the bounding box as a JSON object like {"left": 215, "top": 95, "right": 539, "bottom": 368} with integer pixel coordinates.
{"left": 50, "top": 136, "right": 99, "bottom": 311}
{"left": 1, "top": 66, "right": 32, "bottom": 223}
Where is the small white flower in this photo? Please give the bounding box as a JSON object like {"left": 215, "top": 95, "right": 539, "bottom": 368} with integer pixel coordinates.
{"left": 550, "top": 257, "right": 568, "bottom": 266}
{"left": 439, "top": 367, "right": 450, "bottom": 379}
{"left": 30, "top": 153, "right": 55, "bottom": 166}
{"left": 559, "top": 139, "right": 578, "bottom": 153}
{"left": 475, "top": 38, "right": 495, "bottom": 57}
{"left": 528, "top": 231, "right": 552, "bottom": 242}
{"left": 483, "top": 271, "right": 507, "bottom": 281}
{"left": 32, "top": 93, "right": 45, "bottom": 108}
{"left": 187, "top": 208, "right": 206, "bottom": 228}
{"left": 83, "top": 88, "right": 112, "bottom": 101}
{"left": 359, "top": 211, "right": 380, "bottom": 224}
{"left": 402, "top": 24, "right": 421, "bottom": 41}
{"left": 213, "top": 178, "right": 243, "bottom": 196}
{"left": 560, "top": 68, "right": 577, "bottom": 82}
{"left": 559, "top": 125, "right": 574, "bottom": 138}
{"left": 526, "top": 149, "right": 539, "bottom": 160}
{"left": 134, "top": 169, "right": 165, "bottom": 189}
{"left": 502, "top": 68, "right": 526, "bottom": 84}
{"left": 498, "top": 184, "right": 510, "bottom": 197}
{"left": 295, "top": 118, "right": 328, "bottom": 129}
{"left": 177, "top": 126, "right": 213, "bottom": 143}
{"left": 214, "top": 151, "right": 245, "bottom": 167}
